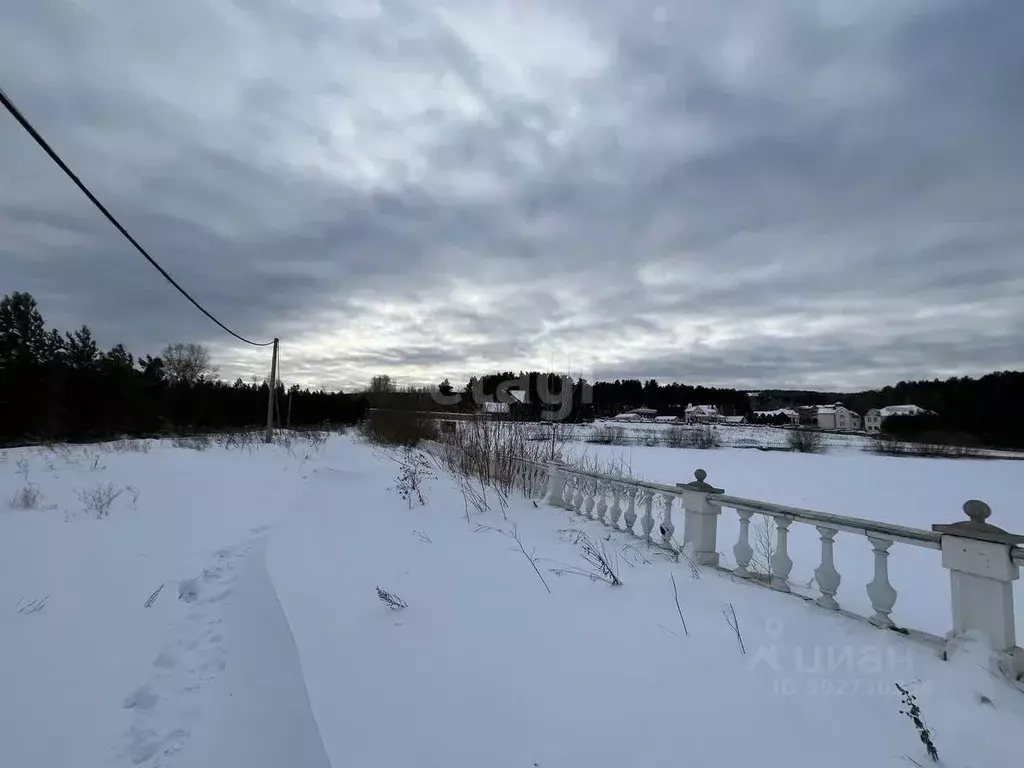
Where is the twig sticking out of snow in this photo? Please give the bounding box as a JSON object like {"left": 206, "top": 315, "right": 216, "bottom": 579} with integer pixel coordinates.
{"left": 412, "top": 529, "right": 433, "bottom": 544}
{"left": 506, "top": 525, "right": 552, "bottom": 594}
{"left": 551, "top": 529, "right": 622, "bottom": 586}
{"left": 670, "top": 573, "right": 688, "bottom": 636}
{"left": 895, "top": 683, "right": 940, "bottom": 762}
{"left": 144, "top": 584, "right": 164, "bottom": 608}
{"left": 680, "top": 546, "right": 702, "bottom": 580}
{"left": 620, "top": 543, "right": 651, "bottom": 567}
{"left": 722, "top": 603, "right": 745, "bottom": 655}
{"left": 376, "top": 586, "right": 408, "bottom": 610}
{"left": 16, "top": 595, "right": 50, "bottom": 615}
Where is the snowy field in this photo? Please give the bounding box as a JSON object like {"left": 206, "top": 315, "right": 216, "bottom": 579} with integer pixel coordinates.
{"left": 587, "top": 418, "right": 876, "bottom": 451}
{"left": 2, "top": 436, "right": 1022, "bottom": 768}
{"left": 563, "top": 418, "right": 1024, "bottom": 459}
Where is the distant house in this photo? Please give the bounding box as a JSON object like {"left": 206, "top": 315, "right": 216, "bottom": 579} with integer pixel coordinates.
{"left": 478, "top": 389, "right": 528, "bottom": 419}
{"left": 685, "top": 404, "right": 722, "bottom": 423}
{"left": 865, "top": 409, "right": 883, "bottom": 433}
{"left": 626, "top": 407, "right": 657, "bottom": 420}
{"left": 865, "top": 404, "right": 935, "bottom": 434}
{"left": 754, "top": 408, "right": 800, "bottom": 425}
{"left": 724, "top": 415, "right": 747, "bottom": 424}
{"left": 816, "top": 403, "right": 861, "bottom": 431}
{"left": 654, "top": 415, "right": 679, "bottom": 424}
{"left": 613, "top": 412, "right": 642, "bottom": 422}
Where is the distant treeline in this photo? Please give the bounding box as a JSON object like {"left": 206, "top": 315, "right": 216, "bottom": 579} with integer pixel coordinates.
{"left": 0, "top": 292, "right": 368, "bottom": 445}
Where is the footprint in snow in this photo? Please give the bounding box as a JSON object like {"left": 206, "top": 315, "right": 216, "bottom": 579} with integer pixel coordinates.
{"left": 123, "top": 685, "right": 159, "bottom": 711}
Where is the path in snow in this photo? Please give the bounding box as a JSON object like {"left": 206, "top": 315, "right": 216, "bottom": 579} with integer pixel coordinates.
{"left": 180, "top": 547, "right": 331, "bottom": 768}
{"left": 118, "top": 526, "right": 273, "bottom": 766}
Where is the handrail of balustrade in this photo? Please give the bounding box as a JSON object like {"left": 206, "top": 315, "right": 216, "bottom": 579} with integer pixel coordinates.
{"left": 710, "top": 493, "right": 941, "bottom": 549}
{"left": 517, "top": 457, "right": 694, "bottom": 498}
{"left": 516, "top": 456, "right": 1023, "bottom": 556}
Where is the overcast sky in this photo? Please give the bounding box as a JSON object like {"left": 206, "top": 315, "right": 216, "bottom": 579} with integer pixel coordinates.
{"left": 2, "top": 0, "right": 1021, "bottom": 392}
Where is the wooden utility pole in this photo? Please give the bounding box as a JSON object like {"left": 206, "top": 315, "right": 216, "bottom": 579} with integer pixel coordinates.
{"left": 286, "top": 389, "right": 293, "bottom": 429}
{"left": 265, "top": 337, "right": 279, "bottom": 443}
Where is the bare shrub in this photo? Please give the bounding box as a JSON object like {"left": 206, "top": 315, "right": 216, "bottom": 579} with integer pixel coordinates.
{"left": 870, "top": 436, "right": 980, "bottom": 460}
{"left": 432, "top": 419, "right": 538, "bottom": 498}
{"left": 217, "top": 430, "right": 260, "bottom": 451}
{"left": 638, "top": 429, "right": 661, "bottom": 447}
{"left": 552, "top": 528, "right": 622, "bottom": 586}
{"left": 297, "top": 423, "right": 330, "bottom": 450}
{"left": 172, "top": 434, "right": 213, "bottom": 451}
{"left": 663, "top": 425, "right": 721, "bottom": 449}
{"left": 15, "top": 455, "right": 29, "bottom": 481}
{"left": 748, "top": 515, "right": 778, "bottom": 584}
{"left": 586, "top": 426, "right": 629, "bottom": 446}
{"left": 375, "top": 586, "right": 408, "bottom": 610}
{"left": 567, "top": 452, "right": 639, "bottom": 481}
{"left": 75, "top": 482, "right": 126, "bottom": 518}
{"left": 276, "top": 431, "right": 295, "bottom": 451}
{"left": 787, "top": 427, "right": 825, "bottom": 453}
{"left": 525, "top": 420, "right": 580, "bottom": 461}
{"left": 390, "top": 447, "right": 435, "bottom": 508}
{"left": 8, "top": 484, "right": 42, "bottom": 510}
{"left": 108, "top": 439, "right": 151, "bottom": 454}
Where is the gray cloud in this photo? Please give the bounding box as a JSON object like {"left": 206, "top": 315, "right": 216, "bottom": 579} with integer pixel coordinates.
{"left": 2, "top": 0, "right": 1021, "bottom": 392}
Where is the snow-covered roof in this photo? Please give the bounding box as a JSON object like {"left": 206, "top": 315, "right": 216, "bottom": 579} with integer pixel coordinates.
{"left": 654, "top": 415, "right": 678, "bottom": 422}
{"left": 754, "top": 409, "right": 798, "bottom": 418}
{"left": 613, "top": 412, "right": 641, "bottom": 420}
{"left": 817, "top": 404, "right": 859, "bottom": 416}
{"left": 879, "top": 404, "right": 931, "bottom": 417}
{"left": 685, "top": 404, "right": 720, "bottom": 415}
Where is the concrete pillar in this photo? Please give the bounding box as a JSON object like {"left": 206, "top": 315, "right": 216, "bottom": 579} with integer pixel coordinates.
{"left": 933, "top": 500, "right": 1023, "bottom": 661}
{"left": 543, "top": 460, "right": 566, "bottom": 508}
{"left": 677, "top": 469, "right": 724, "bottom": 566}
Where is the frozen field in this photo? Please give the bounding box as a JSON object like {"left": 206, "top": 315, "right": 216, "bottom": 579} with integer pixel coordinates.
{"left": 567, "top": 418, "right": 1024, "bottom": 459}
{"left": 1, "top": 436, "right": 1022, "bottom": 768}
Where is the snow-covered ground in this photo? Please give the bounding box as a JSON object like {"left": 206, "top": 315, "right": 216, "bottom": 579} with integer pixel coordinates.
{"left": 587, "top": 418, "right": 876, "bottom": 451}
{"left": 2, "top": 436, "right": 1022, "bottom": 768}
{"left": 556, "top": 418, "right": 1024, "bottom": 459}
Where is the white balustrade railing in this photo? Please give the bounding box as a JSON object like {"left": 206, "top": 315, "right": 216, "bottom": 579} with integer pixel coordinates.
{"left": 511, "top": 456, "right": 1024, "bottom": 672}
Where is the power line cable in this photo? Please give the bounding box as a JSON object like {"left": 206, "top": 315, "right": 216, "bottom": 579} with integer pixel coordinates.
{"left": 0, "top": 84, "right": 274, "bottom": 347}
